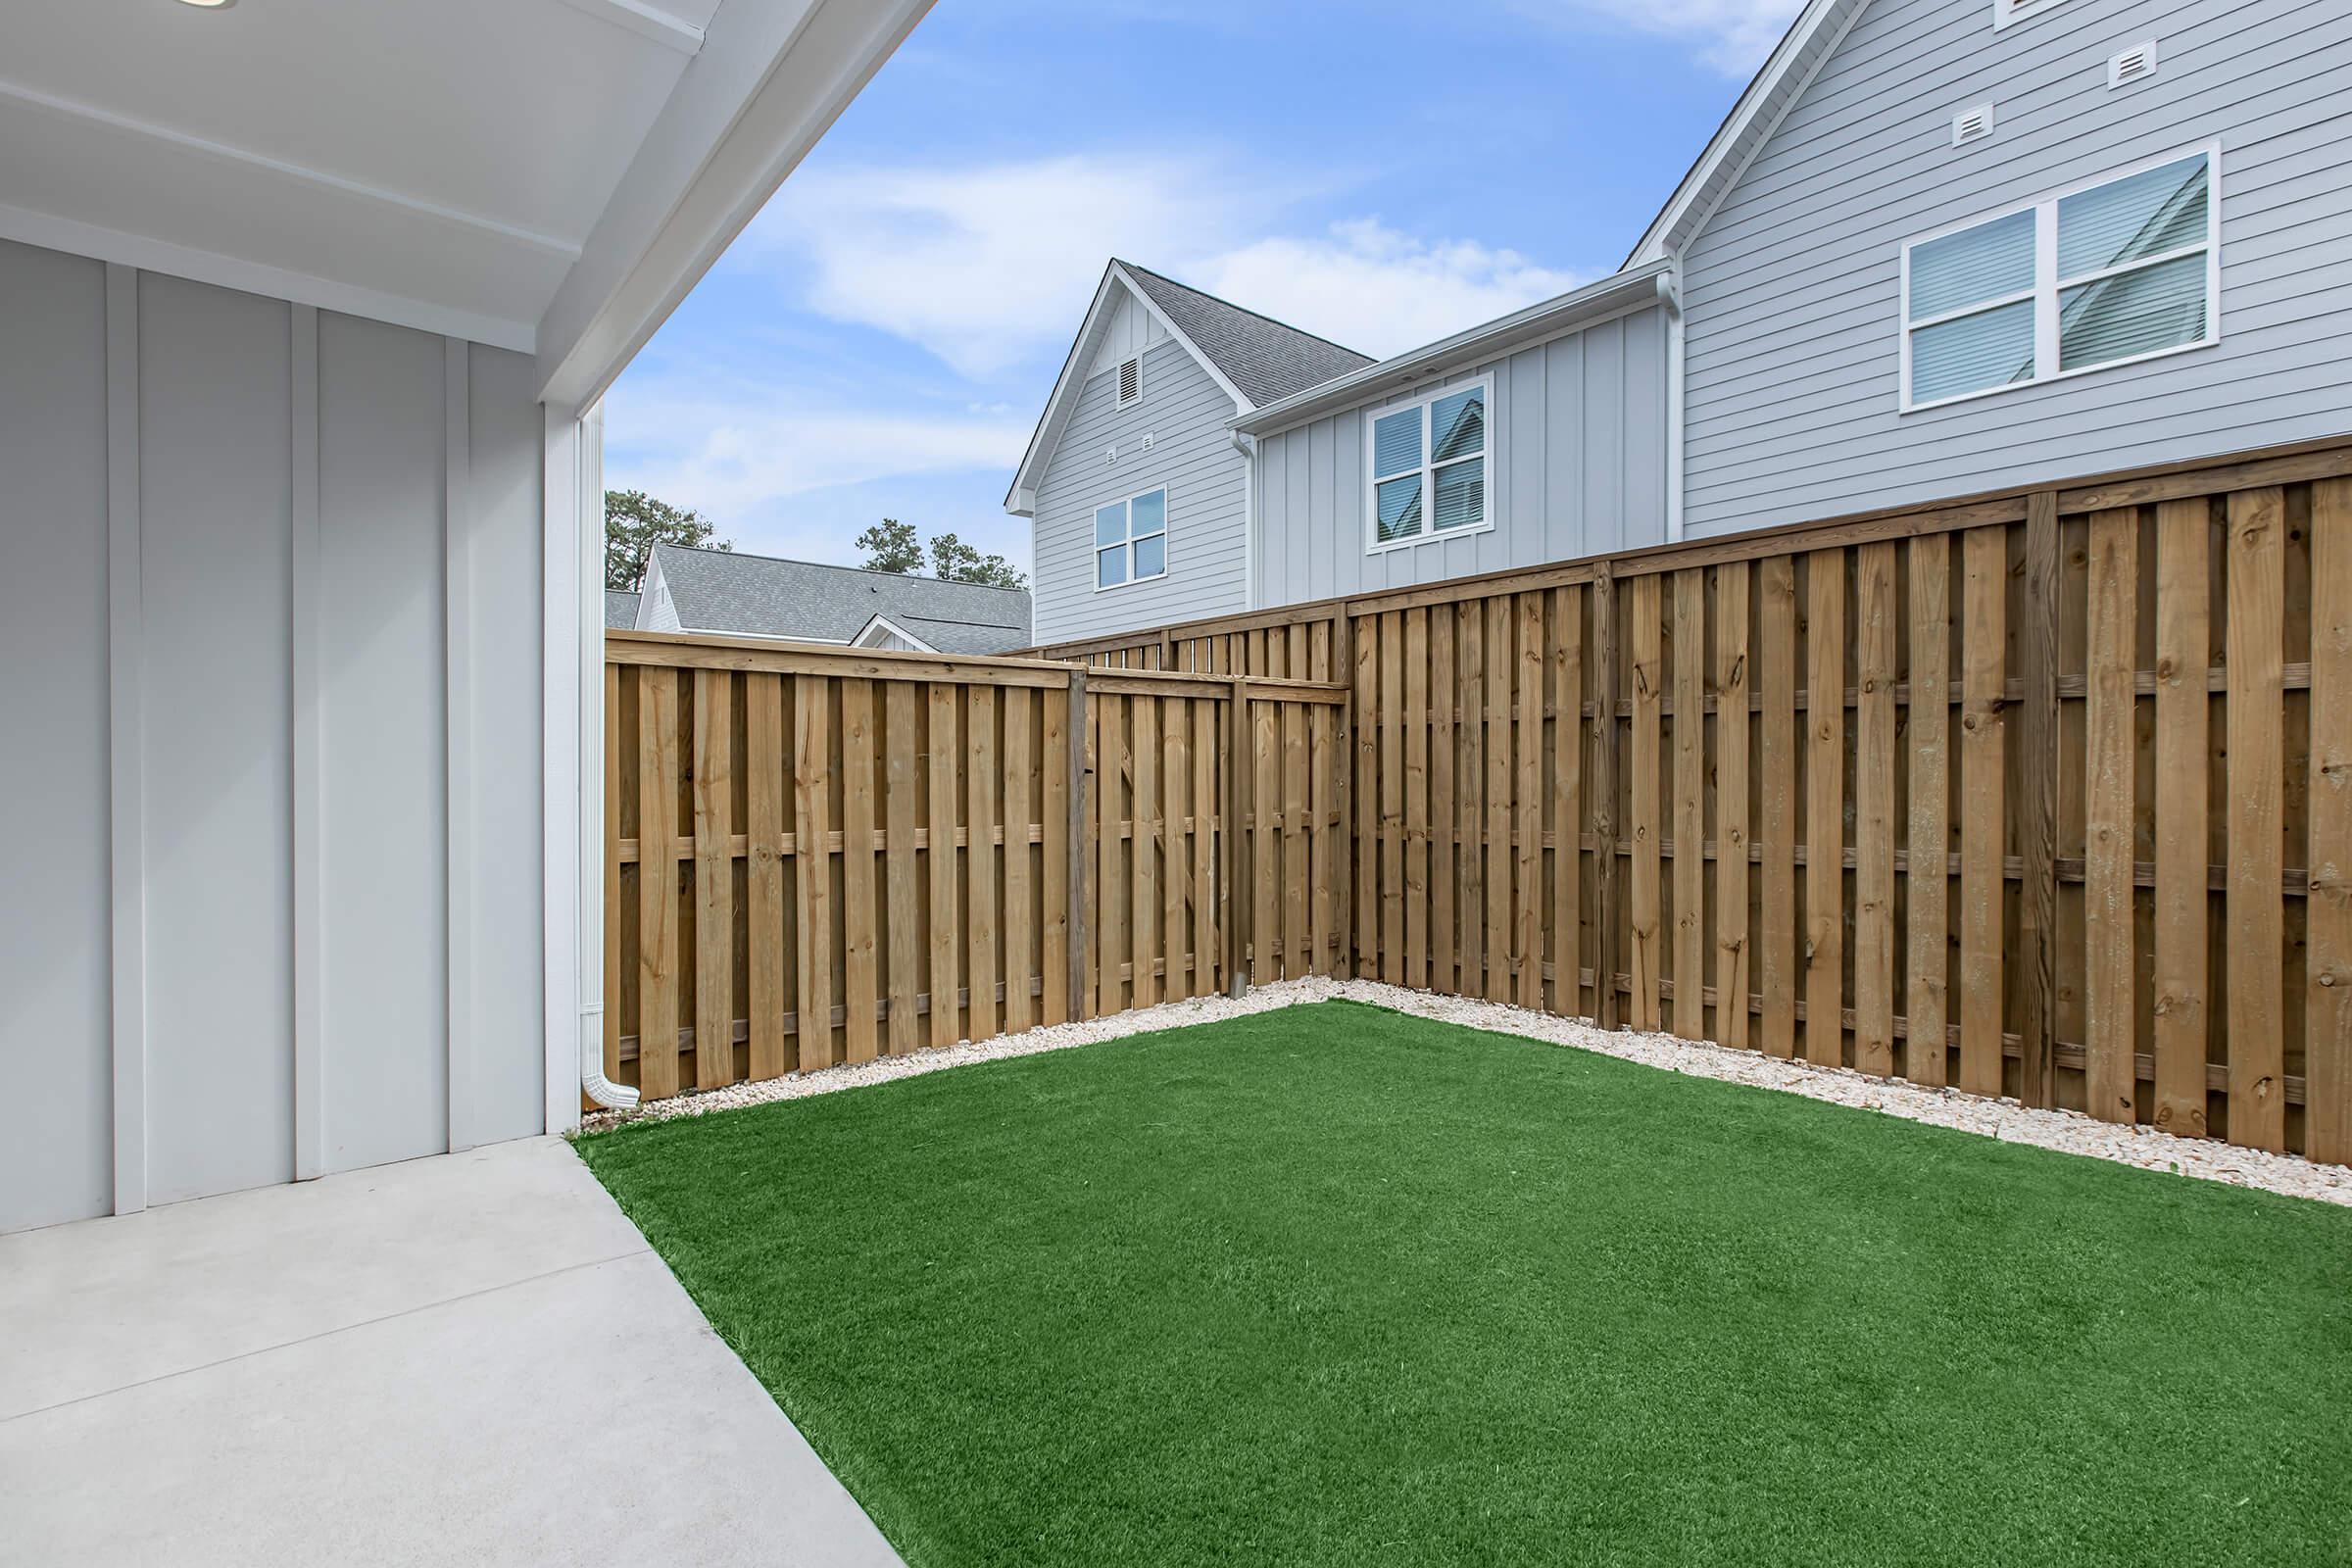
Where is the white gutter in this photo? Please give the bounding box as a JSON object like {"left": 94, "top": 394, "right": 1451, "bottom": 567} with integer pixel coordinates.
{"left": 1229, "top": 261, "right": 1673, "bottom": 437}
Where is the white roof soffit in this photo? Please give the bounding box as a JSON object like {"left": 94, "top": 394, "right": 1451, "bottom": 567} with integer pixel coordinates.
{"left": 538, "top": 0, "right": 940, "bottom": 411}
{"left": 1230, "top": 262, "right": 1674, "bottom": 437}
{"left": 0, "top": 0, "right": 934, "bottom": 406}
{"left": 1624, "top": 0, "right": 1867, "bottom": 267}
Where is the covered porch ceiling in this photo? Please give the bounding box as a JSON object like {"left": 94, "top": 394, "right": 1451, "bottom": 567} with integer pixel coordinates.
{"left": 0, "top": 0, "right": 934, "bottom": 409}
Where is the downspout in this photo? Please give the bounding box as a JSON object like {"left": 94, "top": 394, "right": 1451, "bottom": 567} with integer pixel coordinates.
{"left": 1657, "top": 267, "right": 1686, "bottom": 543}
{"left": 1231, "top": 429, "right": 1258, "bottom": 612}
{"left": 577, "top": 401, "right": 637, "bottom": 1110}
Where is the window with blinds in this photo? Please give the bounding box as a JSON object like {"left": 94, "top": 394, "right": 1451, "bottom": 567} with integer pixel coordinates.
{"left": 1900, "top": 148, "right": 2217, "bottom": 411}
{"left": 1365, "top": 377, "right": 1492, "bottom": 552}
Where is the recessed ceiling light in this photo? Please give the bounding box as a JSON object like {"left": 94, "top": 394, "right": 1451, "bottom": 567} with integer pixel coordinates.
{"left": 177, "top": 0, "right": 237, "bottom": 9}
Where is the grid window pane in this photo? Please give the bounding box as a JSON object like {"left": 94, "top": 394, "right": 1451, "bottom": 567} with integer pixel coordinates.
{"left": 1375, "top": 473, "right": 1423, "bottom": 544}
{"left": 1433, "top": 457, "right": 1484, "bottom": 532}
{"left": 2059, "top": 251, "right": 2207, "bottom": 370}
{"left": 1098, "top": 545, "right": 1126, "bottom": 588}
{"left": 1372, "top": 407, "right": 1422, "bottom": 480}
{"left": 1910, "top": 298, "right": 2035, "bottom": 403}
{"left": 1431, "top": 387, "right": 1485, "bottom": 462}
{"left": 1130, "top": 488, "right": 1165, "bottom": 537}
{"left": 1096, "top": 502, "right": 1127, "bottom": 549}
{"left": 1133, "top": 533, "right": 1165, "bottom": 579}
{"left": 1909, "top": 209, "right": 2035, "bottom": 320}
{"left": 2059, "top": 155, "right": 2207, "bottom": 280}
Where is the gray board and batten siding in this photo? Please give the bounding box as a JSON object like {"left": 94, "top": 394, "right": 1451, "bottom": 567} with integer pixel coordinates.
{"left": 1031, "top": 334, "right": 1250, "bottom": 645}
{"left": 1250, "top": 302, "right": 1672, "bottom": 605}
{"left": 0, "top": 237, "right": 548, "bottom": 1233}
{"left": 1678, "top": 0, "right": 2352, "bottom": 537}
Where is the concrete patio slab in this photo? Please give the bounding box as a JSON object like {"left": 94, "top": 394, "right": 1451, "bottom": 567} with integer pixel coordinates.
{"left": 0, "top": 1137, "right": 902, "bottom": 1567}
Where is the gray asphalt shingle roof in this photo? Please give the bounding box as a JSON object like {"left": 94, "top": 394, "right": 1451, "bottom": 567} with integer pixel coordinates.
{"left": 1116, "top": 262, "right": 1376, "bottom": 408}
{"left": 648, "top": 543, "right": 1031, "bottom": 652}
{"left": 605, "top": 589, "right": 642, "bottom": 629}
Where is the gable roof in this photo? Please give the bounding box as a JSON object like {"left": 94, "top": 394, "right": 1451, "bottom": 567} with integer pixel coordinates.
{"left": 605, "top": 589, "right": 642, "bottom": 630}
{"left": 1626, "top": 0, "right": 1869, "bottom": 266}
{"left": 1004, "top": 259, "right": 1374, "bottom": 515}
{"left": 648, "top": 543, "right": 1032, "bottom": 651}
{"left": 1116, "top": 262, "right": 1376, "bottom": 409}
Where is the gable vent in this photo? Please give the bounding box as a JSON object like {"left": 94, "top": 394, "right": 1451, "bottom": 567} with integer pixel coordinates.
{"left": 1992, "top": 0, "right": 2064, "bottom": 28}
{"left": 2107, "top": 39, "right": 2158, "bottom": 88}
{"left": 1117, "top": 356, "right": 1142, "bottom": 407}
{"left": 1952, "top": 104, "right": 1994, "bottom": 147}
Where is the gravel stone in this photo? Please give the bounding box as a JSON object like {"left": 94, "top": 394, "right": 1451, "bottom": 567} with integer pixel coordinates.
{"left": 580, "top": 979, "right": 2352, "bottom": 1208}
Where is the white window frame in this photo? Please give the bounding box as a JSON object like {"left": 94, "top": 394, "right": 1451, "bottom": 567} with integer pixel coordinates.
{"left": 1898, "top": 143, "right": 2220, "bottom": 414}
{"left": 1362, "top": 373, "right": 1495, "bottom": 556}
{"left": 1992, "top": 0, "right": 2066, "bottom": 28}
{"left": 1093, "top": 484, "right": 1168, "bottom": 592}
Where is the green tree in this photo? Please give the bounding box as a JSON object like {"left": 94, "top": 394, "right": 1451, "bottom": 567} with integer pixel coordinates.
{"left": 855, "top": 518, "right": 925, "bottom": 574}
{"left": 605, "top": 489, "right": 727, "bottom": 590}
{"left": 928, "top": 531, "right": 1028, "bottom": 590}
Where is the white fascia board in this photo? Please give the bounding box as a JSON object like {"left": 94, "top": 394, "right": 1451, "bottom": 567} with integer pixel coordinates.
{"left": 1624, "top": 0, "right": 1863, "bottom": 267}
{"left": 1230, "top": 263, "right": 1673, "bottom": 437}
{"left": 853, "top": 612, "right": 935, "bottom": 651}
{"left": 1004, "top": 264, "right": 1124, "bottom": 514}
{"left": 0, "top": 201, "right": 538, "bottom": 353}
{"left": 536, "top": 0, "right": 940, "bottom": 413}
{"left": 1004, "top": 263, "right": 1254, "bottom": 514}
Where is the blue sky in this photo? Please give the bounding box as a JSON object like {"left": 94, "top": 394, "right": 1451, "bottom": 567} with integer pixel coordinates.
{"left": 602, "top": 0, "right": 1801, "bottom": 580}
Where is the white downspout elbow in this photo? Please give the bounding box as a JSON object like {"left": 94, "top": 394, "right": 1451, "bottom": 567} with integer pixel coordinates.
{"left": 581, "top": 1006, "right": 637, "bottom": 1109}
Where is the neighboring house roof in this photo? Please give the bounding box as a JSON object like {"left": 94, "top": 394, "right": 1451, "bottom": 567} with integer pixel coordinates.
{"left": 1625, "top": 0, "right": 1867, "bottom": 266}
{"left": 1115, "top": 262, "right": 1376, "bottom": 409}
{"left": 605, "top": 589, "right": 642, "bottom": 630}
{"left": 647, "top": 542, "right": 1031, "bottom": 651}
{"left": 1004, "top": 259, "right": 1374, "bottom": 516}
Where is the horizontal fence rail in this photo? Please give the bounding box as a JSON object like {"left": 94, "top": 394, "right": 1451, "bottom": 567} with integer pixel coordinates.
{"left": 603, "top": 634, "right": 1345, "bottom": 1101}
{"left": 1016, "top": 438, "right": 2352, "bottom": 1164}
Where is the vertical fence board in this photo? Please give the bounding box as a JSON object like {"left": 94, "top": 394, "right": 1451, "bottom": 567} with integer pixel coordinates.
{"left": 2227, "top": 487, "right": 2287, "bottom": 1152}
{"left": 1131, "top": 694, "right": 1158, "bottom": 1009}
{"left": 1758, "top": 558, "right": 1797, "bottom": 1058}
{"left": 637, "top": 669, "right": 680, "bottom": 1101}
{"left": 1552, "top": 584, "right": 1585, "bottom": 1018}
{"left": 1005, "top": 689, "right": 1037, "bottom": 1037}
{"left": 1804, "top": 550, "right": 1846, "bottom": 1070}
{"left": 1193, "top": 697, "right": 1217, "bottom": 995}
{"left": 794, "top": 675, "right": 835, "bottom": 1071}
{"left": 2310, "top": 477, "right": 2352, "bottom": 1164}
{"left": 840, "top": 679, "right": 880, "bottom": 1064}
{"left": 1958, "top": 528, "right": 2008, "bottom": 1099}
{"left": 1405, "top": 610, "right": 1430, "bottom": 990}
{"left": 1716, "top": 564, "right": 1751, "bottom": 1052}
{"left": 1381, "top": 612, "right": 1405, "bottom": 984}
{"left": 1672, "top": 570, "right": 1705, "bottom": 1039}
{"left": 1905, "top": 539, "right": 1949, "bottom": 1088}
{"left": 2018, "top": 493, "right": 2061, "bottom": 1106}
{"left": 928, "top": 684, "right": 961, "bottom": 1046}
{"left": 1516, "top": 594, "right": 1544, "bottom": 1011}
{"left": 2083, "top": 511, "right": 2138, "bottom": 1122}
{"left": 1854, "top": 542, "right": 1896, "bottom": 1077}
{"left": 1162, "top": 697, "right": 1189, "bottom": 1000}
{"left": 1254, "top": 696, "right": 1282, "bottom": 985}
{"left": 1629, "top": 574, "right": 1663, "bottom": 1030}
{"left": 884, "top": 683, "right": 920, "bottom": 1054}
{"left": 1432, "top": 611, "right": 1458, "bottom": 995}
{"left": 2151, "top": 501, "right": 2209, "bottom": 1136}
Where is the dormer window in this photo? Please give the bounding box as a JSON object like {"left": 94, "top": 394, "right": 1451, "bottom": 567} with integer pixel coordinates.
{"left": 1116, "top": 356, "right": 1142, "bottom": 408}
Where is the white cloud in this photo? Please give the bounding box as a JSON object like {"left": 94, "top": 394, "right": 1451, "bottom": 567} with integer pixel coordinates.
{"left": 1516, "top": 0, "right": 1803, "bottom": 75}
{"left": 749, "top": 155, "right": 1588, "bottom": 372}
{"left": 602, "top": 374, "right": 1028, "bottom": 523}
{"left": 1189, "top": 220, "right": 1589, "bottom": 361}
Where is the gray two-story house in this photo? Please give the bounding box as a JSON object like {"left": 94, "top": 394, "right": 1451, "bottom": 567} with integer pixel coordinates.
{"left": 1009, "top": 0, "right": 2352, "bottom": 646}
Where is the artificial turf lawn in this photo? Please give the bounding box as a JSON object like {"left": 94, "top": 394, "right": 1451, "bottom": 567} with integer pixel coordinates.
{"left": 576, "top": 1001, "right": 2352, "bottom": 1567}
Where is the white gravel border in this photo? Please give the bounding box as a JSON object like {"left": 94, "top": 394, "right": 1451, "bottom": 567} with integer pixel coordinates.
{"left": 579, "top": 978, "right": 2352, "bottom": 1208}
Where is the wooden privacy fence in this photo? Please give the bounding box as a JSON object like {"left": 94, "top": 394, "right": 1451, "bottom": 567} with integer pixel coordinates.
{"left": 1027, "top": 438, "right": 2352, "bottom": 1164}
{"left": 603, "top": 635, "right": 1345, "bottom": 1102}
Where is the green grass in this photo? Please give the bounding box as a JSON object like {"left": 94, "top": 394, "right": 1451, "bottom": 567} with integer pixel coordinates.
{"left": 576, "top": 1001, "right": 2352, "bottom": 1567}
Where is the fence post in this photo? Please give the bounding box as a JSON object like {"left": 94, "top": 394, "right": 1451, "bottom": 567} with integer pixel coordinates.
{"left": 1225, "top": 676, "right": 1250, "bottom": 997}
{"left": 1591, "top": 562, "right": 1623, "bottom": 1032}
{"left": 1066, "top": 667, "right": 1090, "bottom": 1023}
{"left": 2018, "top": 491, "right": 2061, "bottom": 1105}
{"left": 1331, "top": 611, "right": 1354, "bottom": 980}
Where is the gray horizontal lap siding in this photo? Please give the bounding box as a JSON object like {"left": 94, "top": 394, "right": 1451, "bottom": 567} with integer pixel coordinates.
{"left": 1254, "top": 305, "right": 1670, "bottom": 605}
{"left": 1031, "top": 337, "right": 1247, "bottom": 645}
{"left": 1680, "top": 0, "right": 2352, "bottom": 537}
